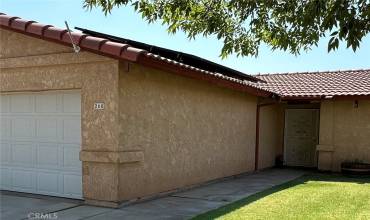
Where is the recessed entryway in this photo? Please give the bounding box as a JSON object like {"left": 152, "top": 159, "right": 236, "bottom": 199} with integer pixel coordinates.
{"left": 0, "top": 90, "right": 82, "bottom": 199}
{"left": 284, "top": 109, "right": 319, "bottom": 167}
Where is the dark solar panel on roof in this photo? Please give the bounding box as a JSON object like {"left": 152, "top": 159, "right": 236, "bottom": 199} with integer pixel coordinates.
{"left": 75, "top": 27, "right": 263, "bottom": 83}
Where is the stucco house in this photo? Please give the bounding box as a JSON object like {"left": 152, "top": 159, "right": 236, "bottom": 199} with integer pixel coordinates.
{"left": 1, "top": 13, "right": 369, "bottom": 207}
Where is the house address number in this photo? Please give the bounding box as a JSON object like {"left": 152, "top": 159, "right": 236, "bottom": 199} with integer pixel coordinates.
{"left": 94, "top": 102, "right": 105, "bottom": 110}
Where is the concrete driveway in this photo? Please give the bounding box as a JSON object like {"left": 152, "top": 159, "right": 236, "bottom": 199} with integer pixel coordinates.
{"left": 1, "top": 168, "right": 306, "bottom": 220}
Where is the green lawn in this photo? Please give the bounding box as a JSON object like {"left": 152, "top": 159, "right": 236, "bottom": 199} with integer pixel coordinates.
{"left": 193, "top": 173, "right": 370, "bottom": 220}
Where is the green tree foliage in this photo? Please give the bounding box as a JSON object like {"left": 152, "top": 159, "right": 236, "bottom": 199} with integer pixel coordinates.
{"left": 84, "top": 0, "right": 370, "bottom": 58}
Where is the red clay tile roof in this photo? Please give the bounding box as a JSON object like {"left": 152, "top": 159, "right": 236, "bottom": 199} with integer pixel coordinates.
{"left": 0, "top": 13, "right": 272, "bottom": 98}
{"left": 255, "top": 69, "right": 370, "bottom": 99}
{"left": 1, "top": 13, "right": 368, "bottom": 100}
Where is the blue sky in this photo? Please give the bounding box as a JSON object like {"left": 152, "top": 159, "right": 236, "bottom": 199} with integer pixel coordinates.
{"left": 1, "top": 0, "right": 369, "bottom": 75}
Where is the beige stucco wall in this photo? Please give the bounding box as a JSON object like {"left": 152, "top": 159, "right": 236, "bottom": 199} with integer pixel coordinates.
{"left": 258, "top": 104, "right": 284, "bottom": 169}
{"left": 317, "top": 100, "right": 370, "bottom": 171}
{"left": 0, "top": 29, "right": 122, "bottom": 204}
{"left": 1, "top": 28, "right": 263, "bottom": 206}
{"left": 117, "top": 62, "right": 257, "bottom": 200}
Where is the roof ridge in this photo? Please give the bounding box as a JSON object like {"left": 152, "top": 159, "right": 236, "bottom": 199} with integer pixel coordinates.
{"left": 256, "top": 68, "right": 370, "bottom": 76}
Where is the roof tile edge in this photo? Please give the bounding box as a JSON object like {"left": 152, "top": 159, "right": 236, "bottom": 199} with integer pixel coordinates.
{"left": 0, "top": 13, "right": 274, "bottom": 98}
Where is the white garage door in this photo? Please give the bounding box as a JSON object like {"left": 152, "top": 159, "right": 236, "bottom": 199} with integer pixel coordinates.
{"left": 0, "top": 91, "right": 82, "bottom": 199}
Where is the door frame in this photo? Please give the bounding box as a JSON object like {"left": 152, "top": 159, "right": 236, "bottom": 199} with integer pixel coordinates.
{"left": 283, "top": 108, "right": 320, "bottom": 167}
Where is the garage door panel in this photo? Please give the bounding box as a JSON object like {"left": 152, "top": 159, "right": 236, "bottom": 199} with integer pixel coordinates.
{"left": 1, "top": 168, "right": 12, "bottom": 188}
{"left": 1, "top": 142, "right": 11, "bottom": 164}
{"left": 62, "top": 93, "right": 81, "bottom": 113}
{"left": 10, "top": 95, "right": 34, "bottom": 113}
{"left": 13, "top": 118, "right": 35, "bottom": 138}
{"left": 37, "top": 172, "right": 59, "bottom": 194}
{"left": 12, "top": 169, "right": 36, "bottom": 191}
{"left": 36, "top": 118, "right": 58, "bottom": 138}
{"left": 0, "top": 118, "right": 11, "bottom": 138}
{"left": 62, "top": 145, "right": 81, "bottom": 170}
{"left": 35, "top": 93, "right": 58, "bottom": 113}
{"left": 63, "top": 118, "right": 80, "bottom": 141}
{"left": 12, "top": 143, "right": 35, "bottom": 167}
{"left": 0, "top": 91, "right": 82, "bottom": 199}
{"left": 64, "top": 174, "right": 82, "bottom": 197}
{"left": 37, "top": 143, "right": 59, "bottom": 168}
{"left": 0, "top": 95, "right": 10, "bottom": 112}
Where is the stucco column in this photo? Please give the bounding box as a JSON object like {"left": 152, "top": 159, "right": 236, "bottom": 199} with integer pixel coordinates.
{"left": 316, "top": 100, "right": 335, "bottom": 171}
{"left": 78, "top": 63, "right": 123, "bottom": 207}
{"left": 78, "top": 62, "right": 145, "bottom": 207}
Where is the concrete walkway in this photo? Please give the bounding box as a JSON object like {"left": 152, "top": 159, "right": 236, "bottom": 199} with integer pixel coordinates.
{"left": 1, "top": 168, "right": 306, "bottom": 220}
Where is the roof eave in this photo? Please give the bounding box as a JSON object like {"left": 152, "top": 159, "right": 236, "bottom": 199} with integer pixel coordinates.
{"left": 0, "top": 14, "right": 272, "bottom": 98}
{"left": 281, "top": 94, "right": 370, "bottom": 101}
{"left": 137, "top": 55, "right": 274, "bottom": 98}
{"left": 333, "top": 95, "right": 370, "bottom": 100}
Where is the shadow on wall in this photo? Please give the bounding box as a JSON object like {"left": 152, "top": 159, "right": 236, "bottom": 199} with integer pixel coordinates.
{"left": 192, "top": 173, "right": 370, "bottom": 220}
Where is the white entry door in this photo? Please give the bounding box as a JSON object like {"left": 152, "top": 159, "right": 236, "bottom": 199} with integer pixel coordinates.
{"left": 0, "top": 91, "right": 82, "bottom": 199}
{"left": 284, "top": 109, "right": 319, "bottom": 167}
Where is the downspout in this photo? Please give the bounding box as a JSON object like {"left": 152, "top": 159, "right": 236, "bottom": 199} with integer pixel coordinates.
{"left": 255, "top": 104, "right": 260, "bottom": 171}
